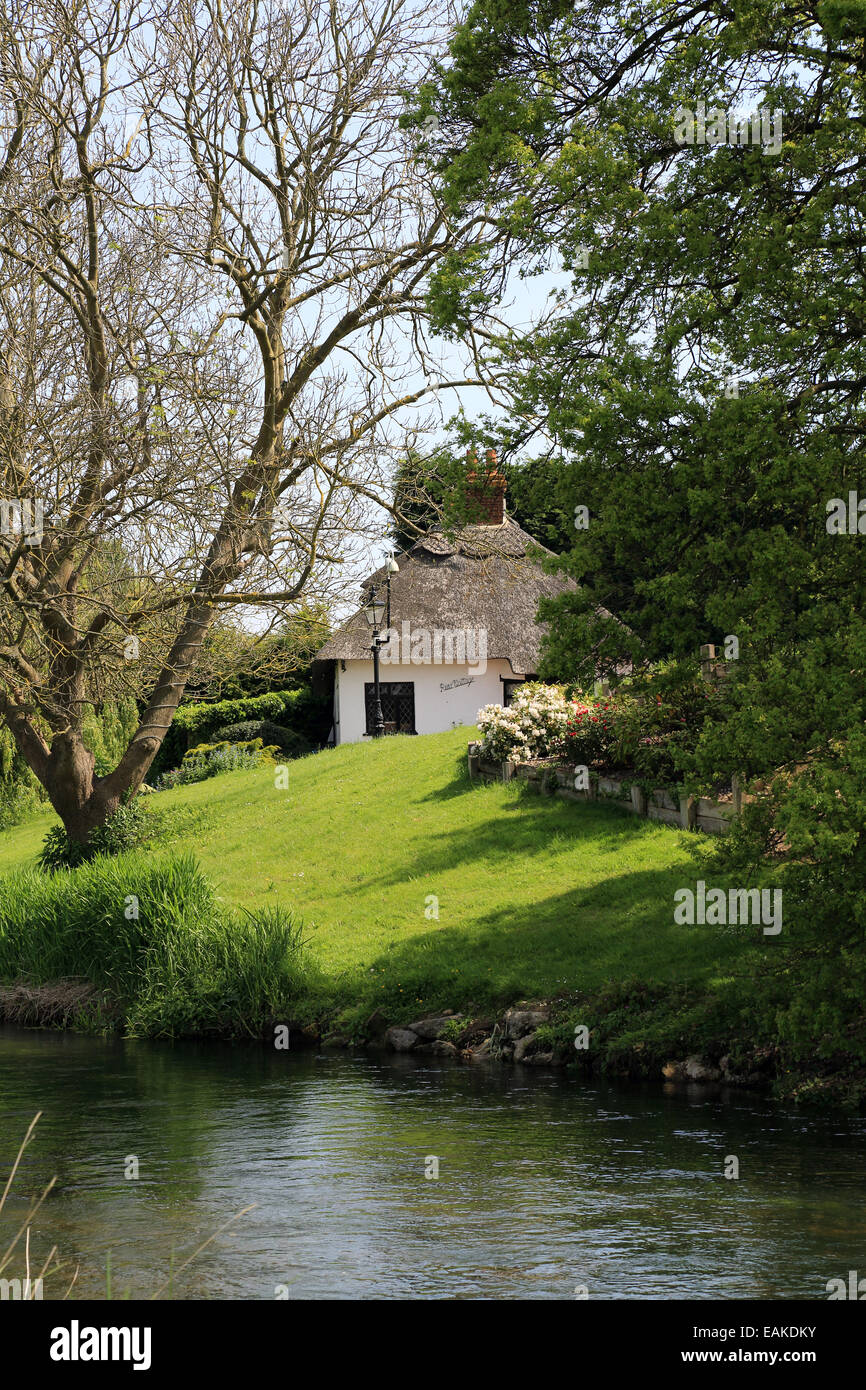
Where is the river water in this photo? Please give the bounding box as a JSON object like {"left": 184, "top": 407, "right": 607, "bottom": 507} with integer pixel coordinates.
{"left": 1, "top": 1025, "right": 863, "bottom": 1300}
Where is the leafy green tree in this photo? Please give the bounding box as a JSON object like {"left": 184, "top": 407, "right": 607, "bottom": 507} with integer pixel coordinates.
{"left": 390, "top": 448, "right": 451, "bottom": 551}
{"left": 183, "top": 605, "right": 332, "bottom": 703}
{"left": 392, "top": 428, "right": 574, "bottom": 552}
{"left": 428, "top": 0, "right": 866, "bottom": 1064}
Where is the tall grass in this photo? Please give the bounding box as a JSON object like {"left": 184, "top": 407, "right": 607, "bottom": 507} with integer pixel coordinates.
{"left": 0, "top": 1113, "right": 75, "bottom": 1299}
{"left": 0, "top": 852, "right": 318, "bottom": 1037}
{"left": 0, "top": 1114, "right": 253, "bottom": 1299}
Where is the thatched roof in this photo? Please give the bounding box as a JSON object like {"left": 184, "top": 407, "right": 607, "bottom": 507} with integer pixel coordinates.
{"left": 315, "top": 518, "right": 577, "bottom": 673}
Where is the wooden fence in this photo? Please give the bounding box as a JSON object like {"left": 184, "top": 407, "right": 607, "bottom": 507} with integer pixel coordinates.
{"left": 467, "top": 747, "right": 743, "bottom": 836}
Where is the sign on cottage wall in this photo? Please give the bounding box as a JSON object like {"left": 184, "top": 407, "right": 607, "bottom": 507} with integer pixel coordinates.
{"left": 440, "top": 677, "right": 475, "bottom": 693}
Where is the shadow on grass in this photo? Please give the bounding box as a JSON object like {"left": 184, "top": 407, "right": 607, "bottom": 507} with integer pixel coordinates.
{"left": 415, "top": 753, "right": 480, "bottom": 801}
{"left": 371, "top": 785, "right": 677, "bottom": 890}
{"left": 341, "top": 853, "right": 753, "bottom": 1016}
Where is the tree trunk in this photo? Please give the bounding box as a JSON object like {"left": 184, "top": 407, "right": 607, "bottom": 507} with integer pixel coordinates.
{"left": 42, "top": 732, "right": 117, "bottom": 847}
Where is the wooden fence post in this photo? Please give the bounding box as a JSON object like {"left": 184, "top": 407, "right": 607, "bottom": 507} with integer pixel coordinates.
{"left": 700, "top": 643, "right": 716, "bottom": 681}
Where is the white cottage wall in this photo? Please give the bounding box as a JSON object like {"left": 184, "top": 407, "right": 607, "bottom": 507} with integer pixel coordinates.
{"left": 332, "top": 658, "right": 521, "bottom": 744}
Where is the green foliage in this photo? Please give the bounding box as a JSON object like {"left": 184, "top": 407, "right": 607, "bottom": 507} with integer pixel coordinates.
{"left": 38, "top": 801, "right": 151, "bottom": 871}
{"left": 0, "top": 724, "right": 15, "bottom": 783}
{"left": 212, "top": 720, "right": 312, "bottom": 758}
{"left": 426, "top": 245, "right": 494, "bottom": 337}
{"left": 702, "top": 735, "right": 866, "bottom": 1069}
{"left": 817, "top": 0, "right": 866, "bottom": 40}
{"left": 150, "top": 685, "right": 328, "bottom": 779}
{"left": 0, "top": 852, "right": 316, "bottom": 1037}
{"left": 0, "top": 724, "right": 48, "bottom": 827}
{"left": 183, "top": 605, "right": 332, "bottom": 702}
{"left": 1, "top": 701, "right": 137, "bottom": 825}
{"left": 556, "top": 978, "right": 742, "bottom": 1079}
{"left": 390, "top": 448, "right": 449, "bottom": 550}
{"left": 81, "top": 699, "right": 139, "bottom": 777}
{"left": 427, "top": 0, "right": 866, "bottom": 1064}
{"left": 500, "top": 453, "right": 574, "bottom": 552}
{"left": 391, "top": 424, "right": 575, "bottom": 555}
{"left": 439, "top": 1017, "right": 465, "bottom": 1044}
{"left": 175, "top": 688, "right": 317, "bottom": 738}
{"left": 155, "top": 739, "right": 273, "bottom": 791}
{"left": 0, "top": 780, "right": 47, "bottom": 831}
{"left": 390, "top": 439, "right": 512, "bottom": 550}
{"left": 561, "top": 695, "right": 612, "bottom": 764}
{"left": 618, "top": 665, "right": 724, "bottom": 790}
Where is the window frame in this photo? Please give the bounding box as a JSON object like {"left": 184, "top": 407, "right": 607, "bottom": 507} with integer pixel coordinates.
{"left": 363, "top": 680, "right": 417, "bottom": 735}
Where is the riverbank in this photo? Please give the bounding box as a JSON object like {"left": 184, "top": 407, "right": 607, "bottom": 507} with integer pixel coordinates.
{"left": 1, "top": 730, "right": 862, "bottom": 1109}
{"left": 3, "top": 973, "right": 861, "bottom": 1110}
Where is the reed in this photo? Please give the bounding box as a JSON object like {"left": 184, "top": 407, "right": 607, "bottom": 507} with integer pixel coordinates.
{"left": 0, "top": 852, "right": 318, "bottom": 1037}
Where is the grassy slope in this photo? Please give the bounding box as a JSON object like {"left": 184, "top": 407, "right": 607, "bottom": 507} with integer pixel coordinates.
{"left": 0, "top": 729, "right": 752, "bottom": 1026}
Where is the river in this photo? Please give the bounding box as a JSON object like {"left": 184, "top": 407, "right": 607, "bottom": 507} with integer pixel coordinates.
{"left": 1, "top": 1025, "right": 863, "bottom": 1300}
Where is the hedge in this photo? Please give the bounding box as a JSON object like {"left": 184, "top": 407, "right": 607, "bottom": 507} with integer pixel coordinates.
{"left": 212, "top": 720, "right": 312, "bottom": 758}
{"left": 149, "top": 687, "right": 329, "bottom": 780}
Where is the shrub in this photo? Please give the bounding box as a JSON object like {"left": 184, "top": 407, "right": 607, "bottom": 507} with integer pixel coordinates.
{"left": 476, "top": 682, "right": 572, "bottom": 762}
{"left": 38, "top": 801, "right": 151, "bottom": 872}
{"left": 561, "top": 696, "right": 614, "bottom": 764}
{"left": 212, "top": 720, "right": 311, "bottom": 758}
{"left": 150, "top": 686, "right": 329, "bottom": 778}
{"left": 704, "top": 734, "right": 866, "bottom": 1077}
{"left": 620, "top": 666, "right": 722, "bottom": 788}
{"left": 155, "top": 738, "right": 273, "bottom": 791}
{"left": 560, "top": 665, "right": 722, "bottom": 786}
{"left": 0, "top": 852, "right": 317, "bottom": 1037}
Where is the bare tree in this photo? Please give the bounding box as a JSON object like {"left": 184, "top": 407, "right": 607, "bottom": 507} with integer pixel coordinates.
{"left": 0, "top": 0, "right": 497, "bottom": 844}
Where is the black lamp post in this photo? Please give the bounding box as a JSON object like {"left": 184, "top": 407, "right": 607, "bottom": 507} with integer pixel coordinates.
{"left": 364, "top": 590, "right": 387, "bottom": 737}
{"left": 363, "top": 557, "right": 399, "bottom": 739}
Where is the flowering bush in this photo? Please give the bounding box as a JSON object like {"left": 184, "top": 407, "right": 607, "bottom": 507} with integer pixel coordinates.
{"left": 477, "top": 667, "right": 720, "bottom": 784}
{"left": 476, "top": 683, "right": 572, "bottom": 762}
{"left": 561, "top": 697, "right": 614, "bottom": 764}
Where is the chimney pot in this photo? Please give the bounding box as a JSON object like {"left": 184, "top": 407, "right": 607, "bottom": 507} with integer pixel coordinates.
{"left": 465, "top": 461, "right": 506, "bottom": 526}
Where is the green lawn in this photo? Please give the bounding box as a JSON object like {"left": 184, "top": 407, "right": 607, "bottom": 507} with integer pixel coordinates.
{"left": 0, "top": 728, "right": 752, "bottom": 1024}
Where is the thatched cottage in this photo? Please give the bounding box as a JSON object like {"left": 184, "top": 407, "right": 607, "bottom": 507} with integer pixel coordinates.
{"left": 315, "top": 467, "right": 578, "bottom": 744}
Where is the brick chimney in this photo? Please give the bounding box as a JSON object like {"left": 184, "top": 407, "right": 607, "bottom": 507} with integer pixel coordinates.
{"left": 465, "top": 448, "right": 506, "bottom": 525}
